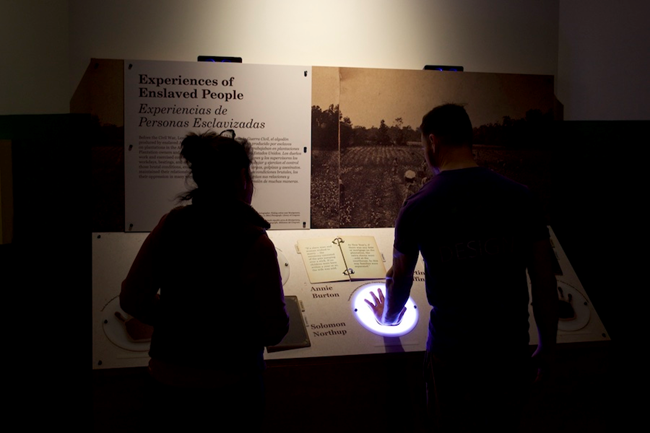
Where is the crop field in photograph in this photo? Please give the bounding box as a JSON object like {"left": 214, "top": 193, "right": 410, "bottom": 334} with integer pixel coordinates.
{"left": 340, "top": 144, "right": 428, "bottom": 228}
{"left": 311, "top": 143, "right": 554, "bottom": 229}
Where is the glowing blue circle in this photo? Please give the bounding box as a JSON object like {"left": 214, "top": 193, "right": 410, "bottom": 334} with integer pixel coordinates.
{"left": 351, "top": 282, "right": 419, "bottom": 337}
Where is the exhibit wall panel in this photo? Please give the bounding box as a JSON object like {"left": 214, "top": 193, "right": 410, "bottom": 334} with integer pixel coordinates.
{"left": 75, "top": 59, "right": 559, "bottom": 233}
{"left": 123, "top": 60, "right": 312, "bottom": 231}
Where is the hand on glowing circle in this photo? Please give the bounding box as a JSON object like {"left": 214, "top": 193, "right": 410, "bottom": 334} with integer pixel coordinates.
{"left": 557, "top": 286, "right": 577, "bottom": 321}
{"left": 364, "top": 288, "right": 406, "bottom": 326}
{"left": 115, "top": 311, "right": 154, "bottom": 342}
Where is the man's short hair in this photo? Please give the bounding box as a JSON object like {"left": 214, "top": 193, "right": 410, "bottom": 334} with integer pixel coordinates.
{"left": 420, "top": 103, "right": 473, "bottom": 145}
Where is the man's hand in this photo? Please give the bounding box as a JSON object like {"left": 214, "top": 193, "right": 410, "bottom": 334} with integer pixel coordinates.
{"left": 528, "top": 239, "right": 558, "bottom": 384}
{"left": 558, "top": 286, "right": 576, "bottom": 321}
{"left": 531, "top": 344, "right": 555, "bottom": 384}
{"left": 364, "top": 288, "right": 406, "bottom": 326}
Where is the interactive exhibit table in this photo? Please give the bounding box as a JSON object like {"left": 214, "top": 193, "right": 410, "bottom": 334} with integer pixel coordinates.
{"left": 92, "top": 227, "right": 609, "bottom": 369}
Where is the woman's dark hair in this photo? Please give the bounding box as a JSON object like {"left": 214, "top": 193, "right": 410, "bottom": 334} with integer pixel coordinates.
{"left": 177, "top": 130, "right": 253, "bottom": 202}
{"left": 420, "top": 103, "right": 473, "bottom": 145}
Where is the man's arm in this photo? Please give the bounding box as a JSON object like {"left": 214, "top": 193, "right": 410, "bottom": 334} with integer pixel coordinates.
{"left": 528, "top": 238, "right": 559, "bottom": 381}
{"left": 382, "top": 248, "right": 419, "bottom": 324}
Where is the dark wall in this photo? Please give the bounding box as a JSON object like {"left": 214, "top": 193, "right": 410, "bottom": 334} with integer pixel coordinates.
{"left": 549, "top": 120, "right": 648, "bottom": 341}
{"left": 0, "top": 114, "right": 93, "bottom": 431}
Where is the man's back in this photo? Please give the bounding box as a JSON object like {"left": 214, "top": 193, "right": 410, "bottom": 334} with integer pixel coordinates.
{"left": 394, "top": 166, "right": 549, "bottom": 355}
{"left": 379, "top": 104, "right": 557, "bottom": 432}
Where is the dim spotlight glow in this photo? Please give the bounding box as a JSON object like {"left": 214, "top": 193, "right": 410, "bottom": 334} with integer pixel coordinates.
{"left": 352, "top": 282, "right": 418, "bottom": 337}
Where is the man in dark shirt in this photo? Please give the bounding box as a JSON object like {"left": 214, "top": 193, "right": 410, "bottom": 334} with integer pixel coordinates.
{"left": 366, "top": 104, "right": 558, "bottom": 432}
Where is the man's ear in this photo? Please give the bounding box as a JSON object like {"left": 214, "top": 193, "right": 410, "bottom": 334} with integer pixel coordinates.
{"left": 428, "top": 133, "right": 436, "bottom": 153}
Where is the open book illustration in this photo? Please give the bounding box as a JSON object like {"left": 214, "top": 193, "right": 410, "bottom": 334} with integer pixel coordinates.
{"left": 297, "top": 236, "right": 386, "bottom": 284}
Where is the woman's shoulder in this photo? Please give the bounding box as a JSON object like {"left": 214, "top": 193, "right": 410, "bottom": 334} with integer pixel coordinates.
{"left": 158, "top": 202, "right": 270, "bottom": 238}
{"left": 158, "top": 204, "right": 190, "bottom": 224}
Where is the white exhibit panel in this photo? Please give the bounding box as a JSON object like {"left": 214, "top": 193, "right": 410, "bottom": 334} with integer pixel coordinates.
{"left": 543, "top": 227, "right": 609, "bottom": 343}
{"left": 124, "top": 60, "right": 312, "bottom": 231}
{"left": 92, "top": 227, "right": 609, "bottom": 369}
{"left": 92, "top": 233, "right": 154, "bottom": 368}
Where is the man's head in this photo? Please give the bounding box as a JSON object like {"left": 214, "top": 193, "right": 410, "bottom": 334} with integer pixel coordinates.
{"left": 420, "top": 103, "right": 473, "bottom": 145}
{"left": 420, "top": 104, "right": 475, "bottom": 173}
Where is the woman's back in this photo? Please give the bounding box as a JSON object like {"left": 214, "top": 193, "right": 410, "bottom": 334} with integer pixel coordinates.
{"left": 149, "top": 200, "right": 280, "bottom": 371}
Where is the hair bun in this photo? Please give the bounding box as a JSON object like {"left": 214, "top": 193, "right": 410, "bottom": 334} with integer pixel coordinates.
{"left": 180, "top": 132, "right": 214, "bottom": 165}
{"left": 177, "top": 131, "right": 253, "bottom": 202}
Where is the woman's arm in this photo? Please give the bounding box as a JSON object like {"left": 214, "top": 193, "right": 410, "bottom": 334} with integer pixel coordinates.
{"left": 119, "top": 214, "right": 168, "bottom": 325}
{"left": 244, "top": 233, "right": 290, "bottom": 347}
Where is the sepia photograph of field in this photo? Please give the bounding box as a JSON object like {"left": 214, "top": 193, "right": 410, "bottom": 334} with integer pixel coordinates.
{"left": 310, "top": 67, "right": 557, "bottom": 228}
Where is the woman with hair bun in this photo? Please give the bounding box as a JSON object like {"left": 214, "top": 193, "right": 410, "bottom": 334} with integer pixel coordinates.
{"left": 120, "top": 130, "right": 289, "bottom": 431}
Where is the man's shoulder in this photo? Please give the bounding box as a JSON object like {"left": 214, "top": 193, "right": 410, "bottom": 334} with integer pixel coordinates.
{"left": 444, "top": 166, "right": 532, "bottom": 197}
{"left": 400, "top": 181, "right": 433, "bottom": 211}
{"left": 403, "top": 167, "right": 496, "bottom": 201}
{"left": 478, "top": 167, "right": 528, "bottom": 187}
{"left": 398, "top": 166, "right": 534, "bottom": 219}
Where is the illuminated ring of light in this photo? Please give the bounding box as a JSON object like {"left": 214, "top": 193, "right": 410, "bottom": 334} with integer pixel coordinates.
{"left": 351, "top": 282, "right": 419, "bottom": 337}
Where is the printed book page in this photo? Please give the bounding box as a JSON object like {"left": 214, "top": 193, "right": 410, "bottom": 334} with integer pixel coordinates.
{"left": 338, "top": 236, "right": 386, "bottom": 279}
{"left": 297, "top": 236, "right": 386, "bottom": 283}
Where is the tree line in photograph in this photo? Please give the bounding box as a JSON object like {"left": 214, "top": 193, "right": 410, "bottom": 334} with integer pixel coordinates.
{"left": 312, "top": 104, "right": 555, "bottom": 150}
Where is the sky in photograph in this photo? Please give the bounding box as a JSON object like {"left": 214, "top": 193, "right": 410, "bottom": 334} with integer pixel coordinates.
{"left": 312, "top": 67, "right": 555, "bottom": 130}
